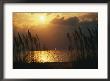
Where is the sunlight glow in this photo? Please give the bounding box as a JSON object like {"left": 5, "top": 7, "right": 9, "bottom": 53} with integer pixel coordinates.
{"left": 39, "top": 16, "right": 46, "bottom": 24}
{"left": 13, "top": 13, "right": 89, "bottom": 28}
{"left": 37, "top": 51, "right": 54, "bottom": 63}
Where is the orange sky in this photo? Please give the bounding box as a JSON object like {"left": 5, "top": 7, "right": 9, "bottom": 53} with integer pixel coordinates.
{"left": 13, "top": 12, "right": 96, "bottom": 28}
{"left": 13, "top": 12, "right": 98, "bottom": 50}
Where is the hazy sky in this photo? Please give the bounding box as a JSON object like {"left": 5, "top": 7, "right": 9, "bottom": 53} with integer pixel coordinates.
{"left": 13, "top": 12, "right": 98, "bottom": 49}
{"left": 13, "top": 12, "right": 97, "bottom": 28}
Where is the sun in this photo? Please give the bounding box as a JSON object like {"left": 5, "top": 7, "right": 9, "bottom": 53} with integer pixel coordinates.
{"left": 38, "top": 15, "right": 52, "bottom": 25}
{"left": 39, "top": 15, "right": 46, "bottom": 23}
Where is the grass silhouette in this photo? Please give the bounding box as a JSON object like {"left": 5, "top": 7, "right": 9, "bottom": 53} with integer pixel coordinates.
{"left": 66, "top": 26, "right": 98, "bottom": 68}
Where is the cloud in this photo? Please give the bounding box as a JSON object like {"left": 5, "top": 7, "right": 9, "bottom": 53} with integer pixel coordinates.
{"left": 79, "top": 13, "right": 98, "bottom": 21}
{"left": 50, "top": 13, "right": 97, "bottom": 28}
{"left": 51, "top": 17, "right": 65, "bottom": 25}
{"left": 65, "top": 17, "right": 79, "bottom": 26}
{"left": 51, "top": 16, "right": 79, "bottom": 27}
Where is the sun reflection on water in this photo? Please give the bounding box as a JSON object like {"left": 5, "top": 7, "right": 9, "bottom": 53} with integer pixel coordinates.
{"left": 25, "top": 50, "right": 73, "bottom": 63}
{"left": 36, "top": 51, "right": 54, "bottom": 63}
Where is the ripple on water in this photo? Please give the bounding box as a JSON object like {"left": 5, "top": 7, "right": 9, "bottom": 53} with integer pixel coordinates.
{"left": 24, "top": 50, "right": 74, "bottom": 63}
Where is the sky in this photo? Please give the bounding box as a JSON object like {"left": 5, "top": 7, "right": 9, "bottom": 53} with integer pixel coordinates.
{"left": 13, "top": 12, "right": 98, "bottom": 50}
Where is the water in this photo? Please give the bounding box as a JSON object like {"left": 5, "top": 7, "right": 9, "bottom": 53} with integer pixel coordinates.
{"left": 13, "top": 50, "right": 98, "bottom": 69}
{"left": 16, "top": 50, "right": 79, "bottom": 63}
{"left": 24, "top": 50, "right": 74, "bottom": 63}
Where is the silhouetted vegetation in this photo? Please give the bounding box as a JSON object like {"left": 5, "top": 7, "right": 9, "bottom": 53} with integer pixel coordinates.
{"left": 13, "top": 30, "right": 41, "bottom": 63}
{"left": 66, "top": 26, "right": 98, "bottom": 68}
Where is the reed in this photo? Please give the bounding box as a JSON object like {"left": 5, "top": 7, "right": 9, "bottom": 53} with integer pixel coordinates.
{"left": 66, "top": 26, "right": 98, "bottom": 68}
{"left": 13, "top": 30, "right": 41, "bottom": 63}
